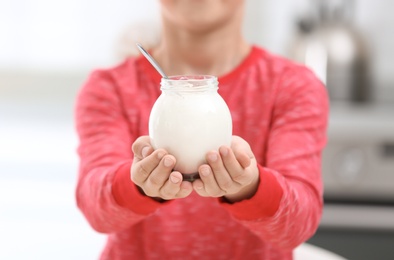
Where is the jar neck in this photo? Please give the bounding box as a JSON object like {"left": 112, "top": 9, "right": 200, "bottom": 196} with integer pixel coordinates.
{"left": 160, "top": 75, "right": 218, "bottom": 93}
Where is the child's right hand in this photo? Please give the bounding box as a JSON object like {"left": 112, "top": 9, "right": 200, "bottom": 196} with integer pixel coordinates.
{"left": 131, "top": 136, "right": 193, "bottom": 200}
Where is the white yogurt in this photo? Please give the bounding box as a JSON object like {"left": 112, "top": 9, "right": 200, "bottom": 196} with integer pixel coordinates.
{"left": 149, "top": 75, "right": 232, "bottom": 177}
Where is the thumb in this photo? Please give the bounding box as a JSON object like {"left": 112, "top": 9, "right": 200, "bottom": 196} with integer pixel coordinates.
{"left": 235, "top": 151, "right": 252, "bottom": 169}
{"left": 132, "top": 136, "right": 153, "bottom": 160}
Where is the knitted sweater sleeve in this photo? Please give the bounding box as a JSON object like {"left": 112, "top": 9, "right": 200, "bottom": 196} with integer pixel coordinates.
{"left": 75, "top": 69, "right": 164, "bottom": 233}
{"left": 220, "top": 66, "right": 329, "bottom": 250}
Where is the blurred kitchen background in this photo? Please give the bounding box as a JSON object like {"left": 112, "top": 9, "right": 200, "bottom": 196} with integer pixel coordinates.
{"left": 1, "top": 0, "right": 393, "bottom": 259}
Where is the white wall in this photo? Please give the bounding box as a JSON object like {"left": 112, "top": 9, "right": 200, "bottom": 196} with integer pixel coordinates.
{"left": 0, "top": 0, "right": 159, "bottom": 71}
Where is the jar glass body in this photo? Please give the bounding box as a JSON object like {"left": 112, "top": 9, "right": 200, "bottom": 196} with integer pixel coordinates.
{"left": 149, "top": 75, "right": 232, "bottom": 180}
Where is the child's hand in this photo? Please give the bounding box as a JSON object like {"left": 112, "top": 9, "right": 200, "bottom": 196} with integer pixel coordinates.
{"left": 131, "top": 136, "right": 193, "bottom": 200}
{"left": 192, "top": 136, "right": 260, "bottom": 203}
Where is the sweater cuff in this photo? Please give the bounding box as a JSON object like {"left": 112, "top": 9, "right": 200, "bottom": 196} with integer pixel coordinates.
{"left": 219, "top": 165, "right": 283, "bottom": 220}
{"left": 112, "top": 161, "right": 164, "bottom": 215}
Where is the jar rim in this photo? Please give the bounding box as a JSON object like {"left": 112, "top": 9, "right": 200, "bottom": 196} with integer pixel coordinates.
{"left": 160, "top": 75, "right": 218, "bottom": 91}
{"left": 164, "top": 75, "right": 217, "bottom": 81}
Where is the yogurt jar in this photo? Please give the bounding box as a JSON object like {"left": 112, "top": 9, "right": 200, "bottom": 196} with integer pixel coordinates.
{"left": 149, "top": 75, "right": 233, "bottom": 181}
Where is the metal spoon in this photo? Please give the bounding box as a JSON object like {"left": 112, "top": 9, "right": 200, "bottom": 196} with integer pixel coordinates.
{"left": 136, "top": 43, "right": 168, "bottom": 79}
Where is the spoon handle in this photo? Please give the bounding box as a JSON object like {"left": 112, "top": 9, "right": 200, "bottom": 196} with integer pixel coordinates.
{"left": 136, "top": 43, "right": 168, "bottom": 79}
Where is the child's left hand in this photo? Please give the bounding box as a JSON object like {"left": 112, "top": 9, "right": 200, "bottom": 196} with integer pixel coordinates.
{"left": 192, "top": 135, "right": 260, "bottom": 202}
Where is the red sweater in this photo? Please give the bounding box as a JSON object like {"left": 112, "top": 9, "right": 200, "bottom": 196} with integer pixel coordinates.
{"left": 75, "top": 46, "right": 329, "bottom": 260}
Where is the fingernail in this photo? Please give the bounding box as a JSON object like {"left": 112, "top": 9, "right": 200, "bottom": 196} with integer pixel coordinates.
{"left": 220, "top": 147, "right": 228, "bottom": 156}
{"left": 208, "top": 153, "right": 218, "bottom": 162}
{"left": 201, "top": 167, "right": 210, "bottom": 177}
{"left": 142, "top": 146, "right": 150, "bottom": 158}
{"left": 170, "top": 175, "right": 180, "bottom": 184}
{"left": 157, "top": 151, "right": 165, "bottom": 159}
{"left": 164, "top": 157, "right": 173, "bottom": 167}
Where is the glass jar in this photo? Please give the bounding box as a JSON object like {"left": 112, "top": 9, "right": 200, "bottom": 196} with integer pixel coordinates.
{"left": 149, "top": 75, "right": 232, "bottom": 181}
